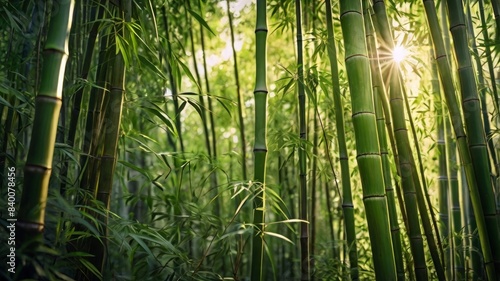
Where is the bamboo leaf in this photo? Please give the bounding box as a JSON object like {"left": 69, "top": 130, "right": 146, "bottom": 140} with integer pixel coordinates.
{"left": 187, "top": 8, "right": 215, "bottom": 36}
{"left": 137, "top": 54, "right": 166, "bottom": 80}
{"left": 263, "top": 231, "right": 294, "bottom": 244}
{"left": 118, "top": 160, "right": 150, "bottom": 179}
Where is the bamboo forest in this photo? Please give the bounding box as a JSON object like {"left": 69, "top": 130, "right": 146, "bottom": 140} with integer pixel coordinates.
{"left": 3, "top": 0, "right": 500, "bottom": 280}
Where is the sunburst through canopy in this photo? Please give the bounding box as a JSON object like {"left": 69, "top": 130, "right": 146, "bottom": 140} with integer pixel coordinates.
{"left": 393, "top": 44, "right": 409, "bottom": 63}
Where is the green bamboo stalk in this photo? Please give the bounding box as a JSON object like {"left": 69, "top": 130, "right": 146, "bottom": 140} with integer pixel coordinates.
{"left": 18, "top": 0, "right": 74, "bottom": 248}
{"left": 185, "top": 1, "right": 211, "bottom": 159}
{"left": 93, "top": 0, "right": 130, "bottom": 275}
{"left": 307, "top": 1, "right": 318, "bottom": 276}
{"left": 369, "top": 13, "right": 411, "bottom": 248}
{"left": 449, "top": 136, "right": 464, "bottom": 279}
{"left": 339, "top": 1, "right": 396, "bottom": 279}
{"left": 445, "top": 0, "right": 500, "bottom": 274}
{"left": 433, "top": 50, "right": 452, "bottom": 280}
{"left": 490, "top": 0, "right": 500, "bottom": 42}
{"left": 325, "top": 0, "right": 359, "bottom": 279}
{"left": 66, "top": 0, "right": 104, "bottom": 149}
{"left": 364, "top": 5, "right": 404, "bottom": 280}
{"left": 422, "top": 0, "right": 497, "bottom": 279}
{"left": 162, "top": 5, "right": 184, "bottom": 155}
{"left": 197, "top": 0, "right": 220, "bottom": 217}
{"left": 250, "top": 0, "right": 268, "bottom": 279}
{"left": 439, "top": 4, "right": 466, "bottom": 278}
{"left": 478, "top": 0, "right": 500, "bottom": 121}
{"left": 79, "top": 30, "right": 111, "bottom": 196}
{"left": 294, "top": 0, "right": 309, "bottom": 279}
{"left": 372, "top": 1, "right": 431, "bottom": 279}
{"left": 467, "top": 0, "right": 499, "bottom": 178}
{"left": 64, "top": 1, "right": 105, "bottom": 195}
{"left": 226, "top": 0, "right": 247, "bottom": 180}
{"left": 477, "top": 0, "right": 500, "bottom": 227}
{"left": 400, "top": 73, "right": 446, "bottom": 281}
{"left": 465, "top": 3, "right": 494, "bottom": 278}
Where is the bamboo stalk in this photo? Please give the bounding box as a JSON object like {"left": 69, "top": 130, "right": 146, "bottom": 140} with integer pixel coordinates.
{"left": 250, "top": 0, "right": 268, "bottom": 279}
{"left": 445, "top": 0, "right": 500, "bottom": 275}
{"left": 372, "top": 1, "right": 432, "bottom": 279}
{"left": 422, "top": 0, "right": 497, "bottom": 279}
{"left": 364, "top": 4, "right": 404, "bottom": 279}
{"left": 339, "top": 1, "right": 397, "bottom": 279}
{"left": 226, "top": 0, "right": 248, "bottom": 180}
{"left": 18, "top": 0, "right": 74, "bottom": 255}
{"left": 325, "top": 0, "right": 359, "bottom": 279}
{"left": 294, "top": 0, "right": 310, "bottom": 279}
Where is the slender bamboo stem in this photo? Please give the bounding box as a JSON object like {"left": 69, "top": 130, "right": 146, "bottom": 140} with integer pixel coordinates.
{"left": 294, "top": 0, "right": 309, "bottom": 279}
{"left": 226, "top": 0, "right": 248, "bottom": 180}
{"left": 197, "top": 0, "right": 220, "bottom": 217}
{"left": 185, "top": 1, "right": 211, "bottom": 159}
{"left": 250, "top": 0, "right": 268, "bottom": 279}
{"left": 325, "top": 0, "right": 358, "bottom": 279}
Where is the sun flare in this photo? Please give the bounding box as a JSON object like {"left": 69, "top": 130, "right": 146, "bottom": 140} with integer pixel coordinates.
{"left": 393, "top": 45, "right": 409, "bottom": 63}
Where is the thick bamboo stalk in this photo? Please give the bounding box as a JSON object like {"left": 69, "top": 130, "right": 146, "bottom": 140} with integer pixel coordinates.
{"left": 250, "top": 0, "right": 268, "bottom": 280}
{"left": 18, "top": 0, "right": 74, "bottom": 247}
{"left": 422, "top": 0, "right": 497, "bottom": 279}
{"left": 445, "top": 0, "right": 500, "bottom": 275}
{"left": 372, "top": 1, "right": 432, "bottom": 279}
{"left": 364, "top": 5, "right": 404, "bottom": 280}
{"left": 339, "top": 1, "right": 396, "bottom": 279}
{"left": 325, "top": 0, "right": 359, "bottom": 279}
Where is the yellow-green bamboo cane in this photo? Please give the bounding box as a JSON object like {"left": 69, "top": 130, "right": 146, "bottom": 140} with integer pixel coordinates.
{"left": 251, "top": 0, "right": 268, "bottom": 280}
{"left": 18, "top": 0, "right": 74, "bottom": 247}
{"left": 422, "top": 0, "right": 497, "bottom": 279}
{"left": 325, "top": 0, "right": 359, "bottom": 279}
{"left": 339, "top": 1, "right": 396, "bottom": 279}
